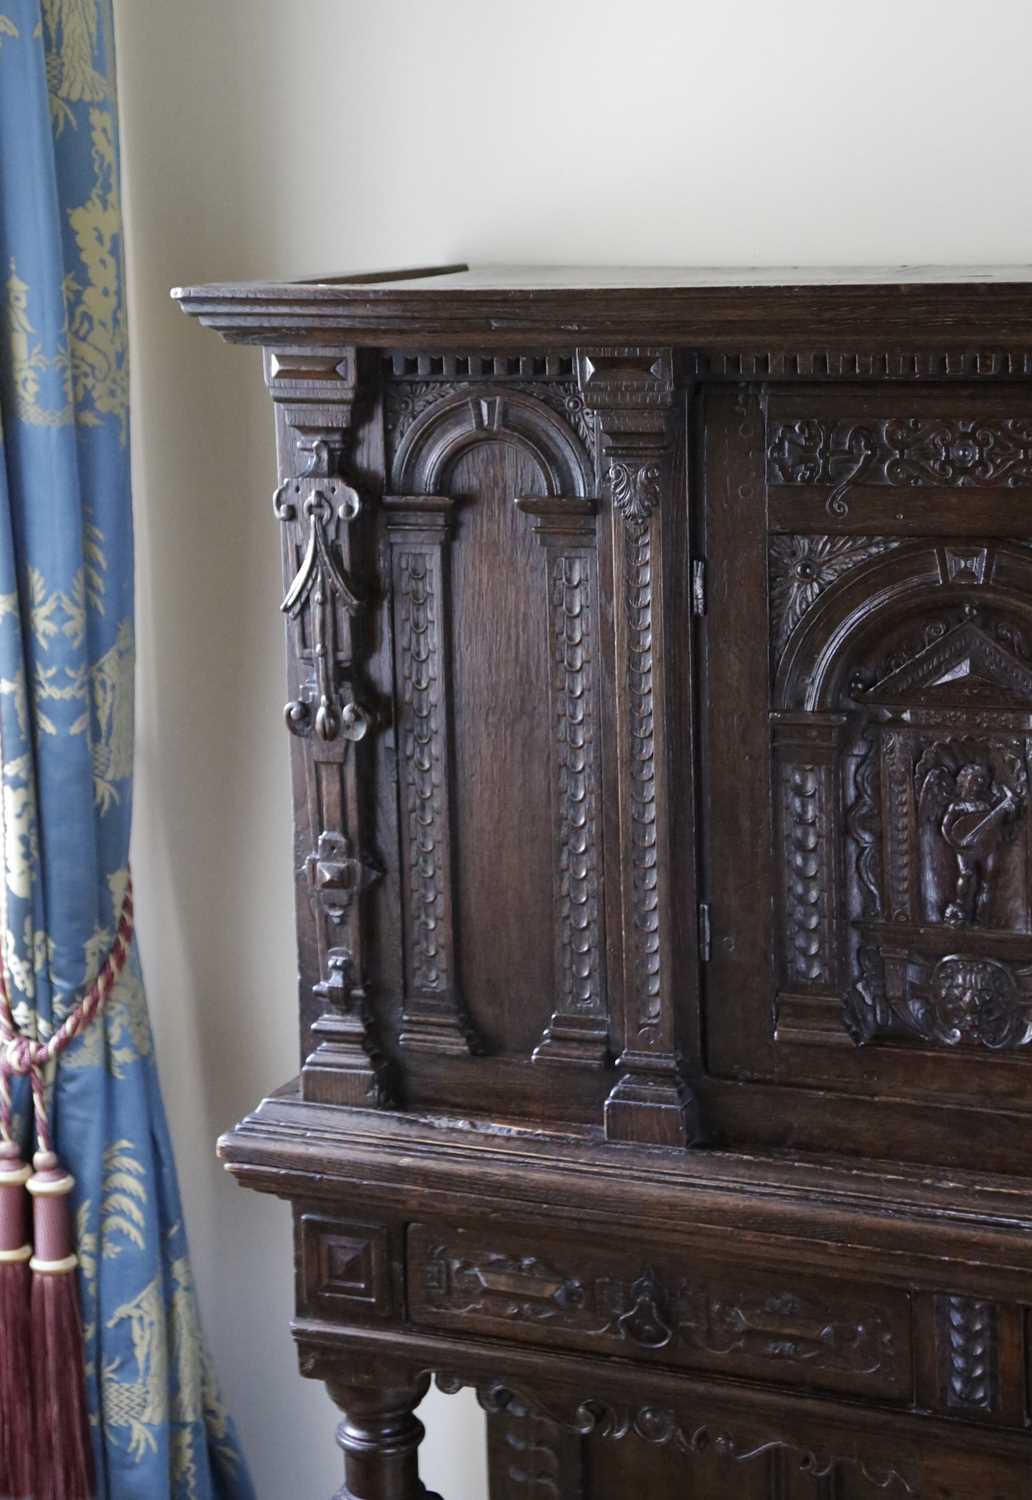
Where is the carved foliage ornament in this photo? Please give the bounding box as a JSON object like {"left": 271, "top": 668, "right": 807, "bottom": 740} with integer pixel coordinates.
{"left": 608, "top": 459, "right": 662, "bottom": 525}
{"left": 937, "top": 1294, "right": 998, "bottom": 1412}
{"left": 769, "top": 416, "right": 1032, "bottom": 516}
{"left": 274, "top": 439, "right": 371, "bottom": 744}
{"left": 769, "top": 535, "right": 901, "bottom": 659}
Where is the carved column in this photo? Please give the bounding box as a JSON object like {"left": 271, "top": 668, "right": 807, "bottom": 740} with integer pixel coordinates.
{"left": 516, "top": 495, "right": 609, "bottom": 1068}
{"left": 576, "top": 349, "right": 698, "bottom": 1145}
{"left": 382, "top": 493, "right": 477, "bottom": 1056}
{"left": 323, "top": 1374, "right": 440, "bottom": 1500}
{"left": 265, "top": 348, "right": 389, "bottom": 1105}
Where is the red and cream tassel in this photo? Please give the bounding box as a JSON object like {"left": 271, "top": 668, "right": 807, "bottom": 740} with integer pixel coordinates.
{"left": 0, "top": 876, "right": 133, "bottom": 1500}
{"left": 28, "top": 1151, "right": 94, "bottom": 1500}
{"left": 0, "top": 1138, "right": 32, "bottom": 1500}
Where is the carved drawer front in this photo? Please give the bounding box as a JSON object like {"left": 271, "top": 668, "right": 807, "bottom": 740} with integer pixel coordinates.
{"left": 299, "top": 1215, "right": 393, "bottom": 1319}
{"left": 406, "top": 1224, "right": 912, "bottom": 1403}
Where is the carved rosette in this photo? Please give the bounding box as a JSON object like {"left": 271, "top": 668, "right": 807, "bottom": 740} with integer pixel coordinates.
{"left": 769, "top": 535, "right": 902, "bottom": 663}
{"left": 576, "top": 348, "right": 696, "bottom": 1146}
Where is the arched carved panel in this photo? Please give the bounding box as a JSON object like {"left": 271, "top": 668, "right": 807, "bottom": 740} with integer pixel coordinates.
{"left": 383, "top": 382, "right": 602, "bottom": 1064}
{"left": 391, "top": 387, "right": 592, "bottom": 499}
{"left": 771, "top": 542, "right": 1032, "bottom": 1051}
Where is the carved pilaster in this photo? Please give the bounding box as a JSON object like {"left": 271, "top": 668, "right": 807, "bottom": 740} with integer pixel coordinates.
{"left": 576, "top": 349, "right": 698, "bottom": 1145}
{"left": 383, "top": 494, "right": 478, "bottom": 1056}
{"left": 516, "top": 496, "right": 609, "bottom": 1069}
{"left": 265, "top": 348, "right": 389, "bottom": 1106}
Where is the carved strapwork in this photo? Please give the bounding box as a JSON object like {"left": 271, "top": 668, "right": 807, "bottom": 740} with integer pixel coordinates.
{"left": 576, "top": 348, "right": 697, "bottom": 1145}
{"left": 265, "top": 347, "right": 389, "bottom": 1106}
{"left": 516, "top": 496, "right": 609, "bottom": 1069}
{"left": 383, "top": 494, "right": 478, "bottom": 1056}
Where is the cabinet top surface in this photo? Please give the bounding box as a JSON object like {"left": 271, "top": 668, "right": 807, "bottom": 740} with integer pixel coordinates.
{"left": 172, "top": 261, "right": 1032, "bottom": 349}
{"left": 177, "top": 261, "right": 1032, "bottom": 292}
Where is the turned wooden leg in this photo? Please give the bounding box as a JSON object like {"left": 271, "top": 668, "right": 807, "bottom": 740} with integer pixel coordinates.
{"left": 325, "top": 1375, "right": 441, "bottom": 1500}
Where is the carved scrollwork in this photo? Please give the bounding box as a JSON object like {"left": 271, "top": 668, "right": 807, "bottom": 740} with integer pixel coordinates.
{"left": 434, "top": 1376, "right": 918, "bottom": 1493}
{"left": 769, "top": 416, "right": 1032, "bottom": 515}
{"left": 411, "top": 1227, "right": 900, "bottom": 1385}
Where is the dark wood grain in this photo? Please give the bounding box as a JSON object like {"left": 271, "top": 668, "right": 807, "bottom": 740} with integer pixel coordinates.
{"left": 178, "top": 268, "right": 1032, "bottom": 1498}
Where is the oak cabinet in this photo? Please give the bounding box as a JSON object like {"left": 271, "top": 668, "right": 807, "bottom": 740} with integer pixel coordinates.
{"left": 177, "top": 267, "right": 1032, "bottom": 1499}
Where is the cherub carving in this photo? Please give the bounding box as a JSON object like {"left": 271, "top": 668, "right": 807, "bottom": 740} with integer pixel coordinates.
{"left": 917, "top": 747, "right": 1024, "bottom": 926}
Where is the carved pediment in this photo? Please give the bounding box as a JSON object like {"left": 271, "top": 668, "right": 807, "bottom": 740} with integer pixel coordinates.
{"left": 862, "top": 621, "right": 1032, "bottom": 706}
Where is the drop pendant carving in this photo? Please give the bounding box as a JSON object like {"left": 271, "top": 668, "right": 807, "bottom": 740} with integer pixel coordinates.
{"left": 275, "top": 439, "right": 371, "bottom": 744}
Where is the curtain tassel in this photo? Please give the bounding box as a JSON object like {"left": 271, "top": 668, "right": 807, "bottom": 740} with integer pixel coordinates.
{"left": 27, "top": 1152, "right": 94, "bottom": 1500}
{"left": 0, "top": 1139, "right": 32, "bottom": 1500}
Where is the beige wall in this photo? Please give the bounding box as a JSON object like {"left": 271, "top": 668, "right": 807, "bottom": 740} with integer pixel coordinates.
{"left": 114, "top": 2, "right": 1032, "bottom": 1496}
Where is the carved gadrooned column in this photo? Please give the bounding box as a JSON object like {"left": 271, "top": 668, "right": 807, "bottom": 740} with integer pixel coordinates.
{"left": 576, "top": 348, "right": 699, "bottom": 1147}
{"left": 265, "top": 347, "right": 390, "bottom": 1105}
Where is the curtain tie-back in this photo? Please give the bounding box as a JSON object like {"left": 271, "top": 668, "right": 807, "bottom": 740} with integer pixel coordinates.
{"left": 0, "top": 877, "right": 135, "bottom": 1153}
{"left": 0, "top": 877, "right": 134, "bottom": 1500}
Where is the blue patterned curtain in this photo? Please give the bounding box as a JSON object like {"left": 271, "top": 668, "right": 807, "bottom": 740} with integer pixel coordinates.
{"left": 0, "top": 3, "right": 254, "bottom": 1496}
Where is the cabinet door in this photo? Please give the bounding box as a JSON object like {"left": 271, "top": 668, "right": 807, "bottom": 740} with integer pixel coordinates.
{"left": 700, "top": 383, "right": 1032, "bottom": 1163}
{"left": 368, "top": 360, "right": 618, "bottom": 1125}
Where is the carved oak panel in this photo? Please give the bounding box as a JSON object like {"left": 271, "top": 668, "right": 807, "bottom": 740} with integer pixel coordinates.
{"left": 705, "top": 384, "right": 1032, "bottom": 1128}
{"left": 383, "top": 380, "right": 599, "bottom": 1061}
{"left": 298, "top": 1214, "right": 392, "bottom": 1319}
{"left": 407, "top": 1223, "right": 912, "bottom": 1403}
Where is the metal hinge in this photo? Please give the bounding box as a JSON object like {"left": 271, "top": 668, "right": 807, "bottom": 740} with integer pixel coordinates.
{"left": 698, "top": 902, "right": 712, "bottom": 963}
{"left": 691, "top": 559, "right": 706, "bottom": 617}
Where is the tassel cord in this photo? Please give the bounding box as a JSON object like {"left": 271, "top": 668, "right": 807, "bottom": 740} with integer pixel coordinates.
{"left": 0, "top": 877, "right": 134, "bottom": 1150}
{"left": 0, "top": 883, "right": 132, "bottom": 1500}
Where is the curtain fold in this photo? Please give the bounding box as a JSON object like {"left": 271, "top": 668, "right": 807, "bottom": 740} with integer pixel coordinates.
{"left": 0, "top": 2, "right": 255, "bottom": 1495}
